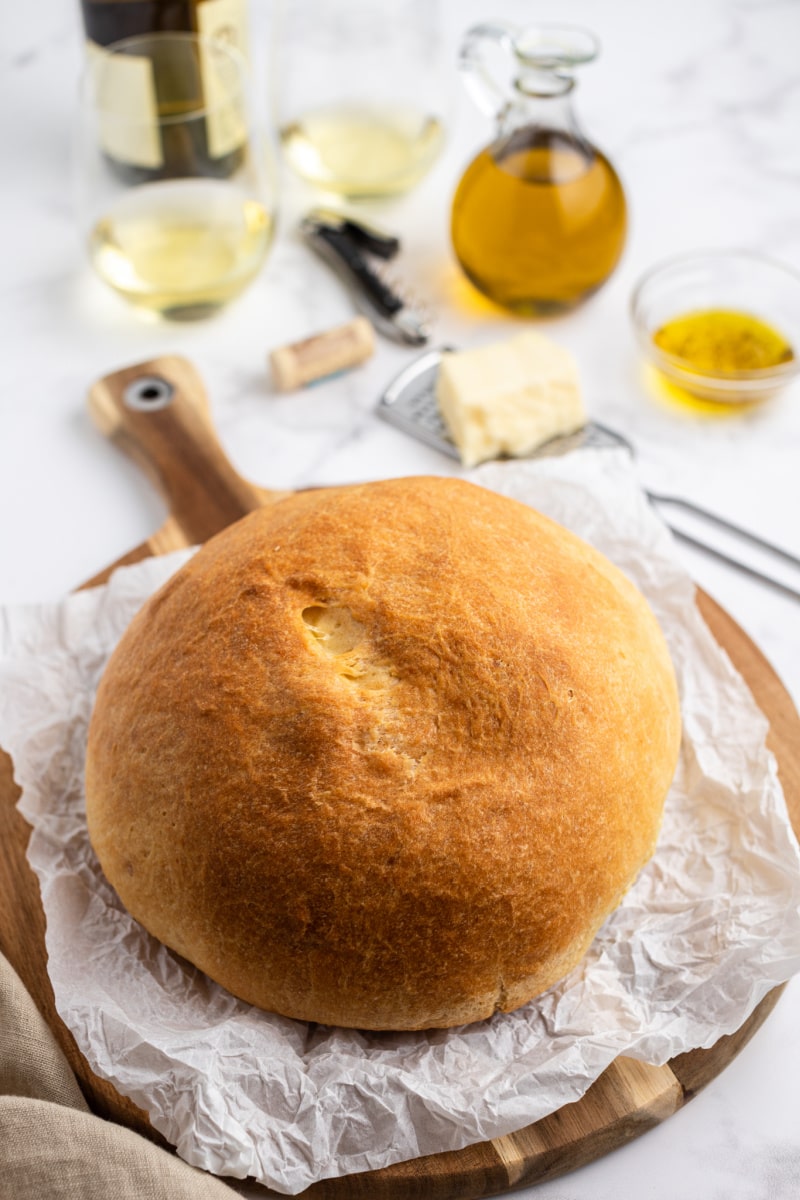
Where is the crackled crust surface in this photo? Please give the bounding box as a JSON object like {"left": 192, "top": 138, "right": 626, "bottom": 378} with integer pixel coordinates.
{"left": 85, "top": 476, "right": 681, "bottom": 1030}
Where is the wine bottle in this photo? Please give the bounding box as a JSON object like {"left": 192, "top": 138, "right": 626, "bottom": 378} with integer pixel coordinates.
{"left": 80, "top": 0, "right": 250, "bottom": 181}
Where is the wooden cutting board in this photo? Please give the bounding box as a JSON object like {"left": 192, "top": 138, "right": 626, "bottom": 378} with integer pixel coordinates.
{"left": 1, "top": 355, "right": 799, "bottom": 1199}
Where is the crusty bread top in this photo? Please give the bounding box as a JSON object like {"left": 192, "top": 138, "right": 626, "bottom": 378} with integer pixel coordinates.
{"left": 85, "top": 476, "right": 681, "bottom": 1030}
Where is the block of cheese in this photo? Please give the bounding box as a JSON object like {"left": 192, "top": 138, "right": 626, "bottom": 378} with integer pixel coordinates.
{"left": 436, "top": 331, "right": 585, "bottom": 467}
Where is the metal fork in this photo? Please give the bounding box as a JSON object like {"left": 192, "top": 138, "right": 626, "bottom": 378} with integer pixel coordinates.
{"left": 377, "top": 348, "right": 800, "bottom": 603}
{"left": 539, "top": 422, "right": 800, "bottom": 602}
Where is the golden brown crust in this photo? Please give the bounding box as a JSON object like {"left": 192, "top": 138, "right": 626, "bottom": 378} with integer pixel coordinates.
{"left": 85, "top": 476, "right": 681, "bottom": 1030}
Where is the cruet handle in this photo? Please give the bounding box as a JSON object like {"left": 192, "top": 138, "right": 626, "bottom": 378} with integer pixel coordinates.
{"left": 458, "top": 22, "right": 519, "bottom": 120}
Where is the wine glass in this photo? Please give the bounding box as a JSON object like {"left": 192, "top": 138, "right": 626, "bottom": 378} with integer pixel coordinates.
{"left": 76, "top": 32, "right": 277, "bottom": 320}
{"left": 273, "top": 0, "right": 449, "bottom": 201}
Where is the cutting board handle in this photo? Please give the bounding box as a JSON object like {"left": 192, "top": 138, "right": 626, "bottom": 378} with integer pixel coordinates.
{"left": 88, "top": 355, "right": 270, "bottom": 545}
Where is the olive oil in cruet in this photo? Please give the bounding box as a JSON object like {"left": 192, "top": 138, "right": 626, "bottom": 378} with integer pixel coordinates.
{"left": 451, "top": 24, "right": 627, "bottom": 315}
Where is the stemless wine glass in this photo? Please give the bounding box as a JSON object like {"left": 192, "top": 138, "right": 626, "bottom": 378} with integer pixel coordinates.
{"left": 273, "top": 0, "right": 449, "bottom": 200}
{"left": 76, "top": 32, "right": 276, "bottom": 320}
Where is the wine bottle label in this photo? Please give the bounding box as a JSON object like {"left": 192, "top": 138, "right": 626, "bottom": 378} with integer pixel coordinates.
{"left": 196, "top": 0, "right": 249, "bottom": 159}
{"left": 87, "top": 40, "right": 163, "bottom": 169}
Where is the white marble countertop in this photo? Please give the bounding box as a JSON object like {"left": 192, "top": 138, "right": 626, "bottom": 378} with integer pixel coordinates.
{"left": 2, "top": 0, "right": 799, "bottom": 1196}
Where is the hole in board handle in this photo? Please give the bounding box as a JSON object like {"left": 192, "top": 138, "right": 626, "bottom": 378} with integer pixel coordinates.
{"left": 123, "top": 376, "right": 175, "bottom": 412}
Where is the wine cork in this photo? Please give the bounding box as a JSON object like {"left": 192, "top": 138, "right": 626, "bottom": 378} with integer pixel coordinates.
{"left": 270, "top": 317, "right": 376, "bottom": 392}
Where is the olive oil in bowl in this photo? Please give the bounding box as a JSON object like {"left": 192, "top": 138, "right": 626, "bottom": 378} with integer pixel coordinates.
{"left": 653, "top": 310, "right": 793, "bottom": 373}
{"left": 631, "top": 252, "right": 800, "bottom": 405}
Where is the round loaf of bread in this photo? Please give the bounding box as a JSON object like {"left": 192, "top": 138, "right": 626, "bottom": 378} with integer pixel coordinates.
{"left": 85, "top": 476, "right": 681, "bottom": 1030}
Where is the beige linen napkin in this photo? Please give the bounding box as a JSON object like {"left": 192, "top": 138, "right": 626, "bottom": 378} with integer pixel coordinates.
{"left": 0, "top": 951, "right": 240, "bottom": 1200}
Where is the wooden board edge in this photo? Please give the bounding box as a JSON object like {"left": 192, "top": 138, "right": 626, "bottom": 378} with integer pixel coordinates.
{"left": 485, "top": 1056, "right": 683, "bottom": 1193}
{"left": 1, "top": 585, "right": 798, "bottom": 1199}
{"left": 695, "top": 588, "right": 800, "bottom": 832}
{"left": 295, "top": 988, "right": 783, "bottom": 1200}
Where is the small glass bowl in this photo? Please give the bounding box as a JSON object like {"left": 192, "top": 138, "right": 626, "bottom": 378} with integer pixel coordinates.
{"left": 630, "top": 250, "right": 800, "bottom": 403}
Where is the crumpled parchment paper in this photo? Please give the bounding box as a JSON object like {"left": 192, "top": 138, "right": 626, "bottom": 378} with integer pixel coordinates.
{"left": 1, "top": 448, "right": 800, "bottom": 1195}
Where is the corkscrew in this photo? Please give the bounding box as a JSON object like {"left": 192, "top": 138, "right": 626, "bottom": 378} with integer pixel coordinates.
{"left": 300, "top": 209, "right": 430, "bottom": 347}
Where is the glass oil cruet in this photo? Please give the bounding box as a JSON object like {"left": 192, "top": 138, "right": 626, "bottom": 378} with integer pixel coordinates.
{"left": 451, "top": 23, "right": 627, "bottom": 314}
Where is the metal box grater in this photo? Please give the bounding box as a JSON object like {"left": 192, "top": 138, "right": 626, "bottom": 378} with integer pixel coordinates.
{"left": 376, "top": 347, "right": 459, "bottom": 459}
{"left": 376, "top": 347, "right": 626, "bottom": 461}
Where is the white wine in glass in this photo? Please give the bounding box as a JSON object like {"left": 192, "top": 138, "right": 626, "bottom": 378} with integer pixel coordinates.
{"left": 89, "top": 179, "right": 273, "bottom": 318}
{"left": 275, "top": 0, "right": 449, "bottom": 200}
{"left": 77, "top": 32, "right": 276, "bottom": 320}
{"left": 281, "top": 104, "right": 444, "bottom": 199}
